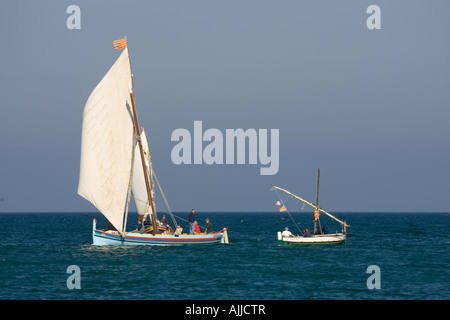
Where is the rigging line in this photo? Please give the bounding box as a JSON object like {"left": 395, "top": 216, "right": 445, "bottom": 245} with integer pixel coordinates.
{"left": 152, "top": 169, "right": 177, "bottom": 227}
{"left": 152, "top": 170, "right": 208, "bottom": 230}
{"left": 274, "top": 188, "right": 303, "bottom": 235}
{"left": 156, "top": 207, "right": 169, "bottom": 214}
{"left": 153, "top": 207, "right": 207, "bottom": 229}
{"left": 168, "top": 212, "right": 207, "bottom": 230}
{"left": 272, "top": 185, "right": 350, "bottom": 227}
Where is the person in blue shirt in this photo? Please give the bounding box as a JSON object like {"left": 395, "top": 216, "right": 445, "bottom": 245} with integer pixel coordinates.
{"left": 303, "top": 227, "right": 312, "bottom": 237}
{"left": 188, "top": 209, "right": 195, "bottom": 234}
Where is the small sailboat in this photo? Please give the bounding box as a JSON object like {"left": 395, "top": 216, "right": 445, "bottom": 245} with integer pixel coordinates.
{"left": 78, "top": 38, "right": 228, "bottom": 246}
{"left": 272, "top": 169, "right": 349, "bottom": 245}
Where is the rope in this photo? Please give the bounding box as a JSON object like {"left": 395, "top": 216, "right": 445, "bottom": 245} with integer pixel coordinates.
{"left": 152, "top": 169, "right": 177, "bottom": 227}
{"left": 155, "top": 207, "right": 207, "bottom": 231}
{"left": 274, "top": 188, "right": 303, "bottom": 235}
{"left": 174, "top": 215, "right": 206, "bottom": 230}
{"left": 152, "top": 170, "right": 210, "bottom": 231}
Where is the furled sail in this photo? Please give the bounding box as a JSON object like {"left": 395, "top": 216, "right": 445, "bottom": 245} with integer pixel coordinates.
{"left": 78, "top": 48, "right": 134, "bottom": 234}
{"left": 132, "top": 128, "right": 156, "bottom": 216}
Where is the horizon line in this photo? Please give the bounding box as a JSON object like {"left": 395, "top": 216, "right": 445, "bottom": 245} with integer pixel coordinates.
{"left": 0, "top": 211, "right": 448, "bottom": 214}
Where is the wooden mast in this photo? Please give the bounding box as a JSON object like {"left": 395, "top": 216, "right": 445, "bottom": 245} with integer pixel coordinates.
{"left": 314, "top": 168, "right": 320, "bottom": 233}
{"left": 129, "top": 91, "right": 159, "bottom": 234}
{"left": 315, "top": 169, "right": 320, "bottom": 208}
{"left": 126, "top": 42, "right": 159, "bottom": 235}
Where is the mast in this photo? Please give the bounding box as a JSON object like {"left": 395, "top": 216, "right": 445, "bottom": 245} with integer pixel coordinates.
{"left": 315, "top": 169, "right": 320, "bottom": 208}
{"left": 129, "top": 91, "right": 159, "bottom": 234}
{"left": 313, "top": 169, "right": 320, "bottom": 234}
{"left": 127, "top": 45, "right": 159, "bottom": 234}
{"left": 314, "top": 169, "right": 320, "bottom": 233}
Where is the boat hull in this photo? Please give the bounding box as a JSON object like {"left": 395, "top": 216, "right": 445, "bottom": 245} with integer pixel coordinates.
{"left": 92, "top": 219, "right": 227, "bottom": 246}
{"left": 277, "top": 231, "right": 346, "bottom": 245}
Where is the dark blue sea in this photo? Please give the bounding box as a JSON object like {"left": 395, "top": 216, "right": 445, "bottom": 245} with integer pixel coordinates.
{"left": 0, "top": 212, "right": 448, "bottom": 300}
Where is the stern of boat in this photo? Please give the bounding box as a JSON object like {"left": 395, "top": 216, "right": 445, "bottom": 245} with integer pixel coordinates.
{"left": 220, "top": 228, "right": 229, "bottom": 244}
{"left": 277, "top": 231, "right": 285, "bottom": 245}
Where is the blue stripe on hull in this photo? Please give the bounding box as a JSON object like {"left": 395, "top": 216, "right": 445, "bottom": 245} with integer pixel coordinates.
{"left": 93, "top": 230, "right": 222, "bottom": 246}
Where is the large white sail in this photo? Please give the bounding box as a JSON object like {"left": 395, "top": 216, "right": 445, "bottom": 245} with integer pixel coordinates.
{"left": 78, "top": 48, "right": 134, "bottom": 234}
{"left": 132, "top": 128, "right": 155, "bottom": 216}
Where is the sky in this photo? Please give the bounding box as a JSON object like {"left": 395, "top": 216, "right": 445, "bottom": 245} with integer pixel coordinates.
{"left": 0, "top": 1, "right": 449, "bottom": 213}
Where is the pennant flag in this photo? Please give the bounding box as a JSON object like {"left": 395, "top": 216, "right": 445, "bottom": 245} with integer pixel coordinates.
{"left": 275, "top": 201, "right": 281, "bottom": 206}
{"left": 279, "top": 205, "right": 287, "bottom": 212}
{"left": 314, "top": 208, "right": 319, "bottom": 221}
{"left": 113, "top": 37, "right": 127, "bottom": 50}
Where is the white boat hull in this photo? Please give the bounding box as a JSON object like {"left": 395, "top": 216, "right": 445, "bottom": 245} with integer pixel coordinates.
{"left": 277, "top": 231, "right": 346, "bottom": 245}
{"left": 92, "top": 219, "right": 228, "bottom": 246}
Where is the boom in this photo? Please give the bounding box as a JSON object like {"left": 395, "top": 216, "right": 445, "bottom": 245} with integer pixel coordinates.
{"left": 271, "top": 184, "right": 350, "bottom": 227}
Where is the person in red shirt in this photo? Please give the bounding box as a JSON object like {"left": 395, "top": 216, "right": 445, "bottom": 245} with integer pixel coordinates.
{"left": 194, "top": 221, "right": 201, "bottom": 234}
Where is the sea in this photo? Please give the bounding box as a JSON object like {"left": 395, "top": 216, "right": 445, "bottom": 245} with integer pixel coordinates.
{"left": 0, "top": 212, "right": 448, "bottom": 301}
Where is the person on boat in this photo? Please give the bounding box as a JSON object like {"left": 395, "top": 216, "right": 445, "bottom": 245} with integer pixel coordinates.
{"left": 303, "top": 227, "right": 312, "bottom": 237}
{"left": 106, "top": 221, "right": 116, "bottom": 231}
{"left": 163, "top": 221, "right": 174, "bottom": 234}
{"left": 160, "top": 215, "right": 166, "bottom": 225}
{"left": 133, "top": 217, "right": 145, "bottom": 233}
{"left": 321, "top": 225, "right": 326, "bottom": 234}
{"left": 193, "top": 221, "right": 201, "bottom": 234}
{"left": 205, "top": 218, "right": 213, "bottom": 234}
{"left": 142, "top": 210, "right": 155, "bottom": 233}
{"left": 314, "top": 226, "right": 321, "bottom": 235}
{"left": 174, "top": 224, "right": 183, "bottom": 236}
{"left": 188, "top": 209, "right": 195, "bottom": 234}
{"left": 281, "top": 227, "right": 295, "bottom": 237}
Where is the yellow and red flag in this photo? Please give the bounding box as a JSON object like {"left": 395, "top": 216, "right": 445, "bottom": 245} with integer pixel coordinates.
{"left": 314, "top": 208, "right": 319, "bottom": 221}
{"left": 279, "top": 205, "right": 287, "bottom": 212}
{"left": 113, "top": 37, "right": 127, "bottom": 50}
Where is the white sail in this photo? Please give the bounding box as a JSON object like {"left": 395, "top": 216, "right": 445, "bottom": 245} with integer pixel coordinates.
{"left": 78, "top": 48, "right": 134, "bottom": 234}
{"left": 132, "top": 128, "right": 155, "bottom": 216}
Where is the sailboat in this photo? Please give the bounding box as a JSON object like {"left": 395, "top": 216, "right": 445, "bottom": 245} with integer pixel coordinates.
{"left": 272, "top": 169, "right": 349, "bottom": 245}
{"left": 78, "top": 38, "right": 228, "bottom": 246}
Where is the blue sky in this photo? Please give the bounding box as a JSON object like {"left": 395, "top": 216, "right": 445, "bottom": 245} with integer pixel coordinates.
{"left": 0, "top": 1, "right": 449, "bottom": 213}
